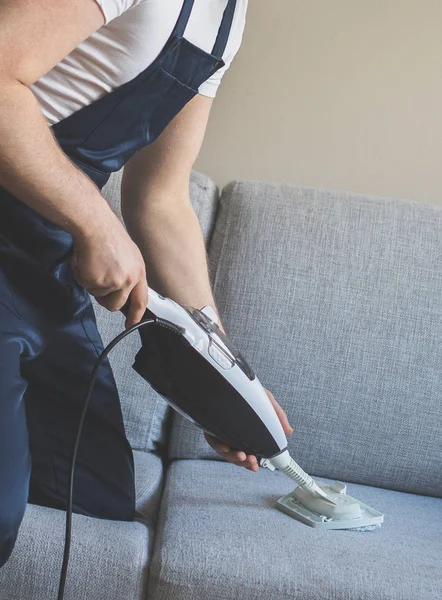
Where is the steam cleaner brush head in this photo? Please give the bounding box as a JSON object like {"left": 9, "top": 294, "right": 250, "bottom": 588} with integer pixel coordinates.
{"left": 261, "top": 451, "right": 384, "bottom": 531}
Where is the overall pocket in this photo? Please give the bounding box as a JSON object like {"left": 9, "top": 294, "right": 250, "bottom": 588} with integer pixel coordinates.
{"left": 147, "top": 67, "right": 197, "bottom": 142}
{"left": 72, "top": 67, "right": 198, "bottom": 169}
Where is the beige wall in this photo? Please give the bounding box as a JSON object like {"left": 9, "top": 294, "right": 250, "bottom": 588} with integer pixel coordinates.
{"left": 195, "top": 0, "right": 442, "bottom": 206}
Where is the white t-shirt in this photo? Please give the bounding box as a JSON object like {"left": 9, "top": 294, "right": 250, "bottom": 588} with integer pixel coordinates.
{"left": 31, "top": 0, "right": 248, "bottom": 126}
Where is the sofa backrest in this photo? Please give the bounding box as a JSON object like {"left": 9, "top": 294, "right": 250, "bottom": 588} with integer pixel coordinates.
{"left": 94, "top": 169, "right": 219, "bottom": 452}
{"left": 169, "top": 180, "right": 442, "bottom": 497}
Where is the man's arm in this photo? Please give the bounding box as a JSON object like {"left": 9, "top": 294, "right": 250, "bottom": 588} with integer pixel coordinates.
{"left": 121, "top": 94, "right": 218, "bottom": 317}
{"left": 121, "top": 94, "right": 293, "bottom": 471}
{"left": 0, "top": 0, "right": 148, "bottom": 326}
{"left": 0, "top": 0, "right": 108, "bottom": 236}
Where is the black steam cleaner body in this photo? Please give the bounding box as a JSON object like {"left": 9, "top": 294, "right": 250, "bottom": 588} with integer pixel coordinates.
{"left": 133, "top": 288, "right": 326, "bottom": 497}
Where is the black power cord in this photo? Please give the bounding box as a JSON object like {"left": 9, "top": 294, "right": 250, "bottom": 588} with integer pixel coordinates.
{"left": 57, "top": 317, "right": 157, "bottom": 600}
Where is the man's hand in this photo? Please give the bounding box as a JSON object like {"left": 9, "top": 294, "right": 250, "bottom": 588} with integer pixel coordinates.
{"left": 71, "top": 212, "right": 148, "bottom": 328}
{"left": 205, "top": 388, "right": 293, "bottom": 472}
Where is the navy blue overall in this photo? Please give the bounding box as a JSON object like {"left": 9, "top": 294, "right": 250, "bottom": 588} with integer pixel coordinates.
{"left": 0, "top": 0, "right": 237, "bottom": 567}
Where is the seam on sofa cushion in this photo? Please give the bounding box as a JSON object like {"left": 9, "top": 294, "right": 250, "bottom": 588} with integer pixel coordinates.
{"left": 210, "top": 181, "right": 238, "bottom": 294}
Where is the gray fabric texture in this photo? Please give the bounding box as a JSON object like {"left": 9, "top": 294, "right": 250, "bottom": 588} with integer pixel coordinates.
{"left": 0, "top": 509, "right": 150, "bottom": 600}
{"left": 0, "top": 505, "right": 149, "bottom": 600}
{"left": 148, "top": 460, "right": 442, "bottom": 600}
{"left": 95, "top": 169, "right": 219, "bottom": 451}
{"left": 168, "top": 181, "right": 442, "bottom": 497}
{"left": 169, "top": 418, "right": 218, "bottom": 462}
{"left": 0, "top": 449, "right": 163, "bottom": 600}
{"left": 133, "top": 450, "right": 164, "bottom": 526}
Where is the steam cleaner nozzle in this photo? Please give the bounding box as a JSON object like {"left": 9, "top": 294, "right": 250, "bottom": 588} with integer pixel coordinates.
{"left": 260, "top": 450, "right": 330, "bottom": 500}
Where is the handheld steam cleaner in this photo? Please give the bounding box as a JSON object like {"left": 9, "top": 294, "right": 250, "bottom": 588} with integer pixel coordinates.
{"left": 57, "top": 288, "right": 383, "bottom": 599}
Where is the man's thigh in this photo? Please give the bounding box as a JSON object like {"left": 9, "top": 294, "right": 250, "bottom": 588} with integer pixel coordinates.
{"left": 23, "top": 301, "right": 136, "bottom": 522}
{"left": 0, "top": 285, "right": 31, "bottom": 565}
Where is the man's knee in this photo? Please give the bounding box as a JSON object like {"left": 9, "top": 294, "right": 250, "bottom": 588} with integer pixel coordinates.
{"left": 0, "top": 510, "right": 24, "bottom": 568}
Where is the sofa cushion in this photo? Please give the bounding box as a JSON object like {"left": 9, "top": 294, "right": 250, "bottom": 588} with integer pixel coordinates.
{"left": 95, "top": 169, "right": 218, "bottom": 452}
{"left": 0, "top": 449, "right": 164, "bottom": 600}
{"left": 148, "top": 460, "right": 442, "bottom": 600}
{"left": 168, "top": 181, "right": 442, "bottom": 497}
{"left": 0, "top": 506, "right": 150, "bottom": 600}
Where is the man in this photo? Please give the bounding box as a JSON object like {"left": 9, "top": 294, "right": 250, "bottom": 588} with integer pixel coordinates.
{"left": 0, "top": 0, "right": 292, "bottom": 567}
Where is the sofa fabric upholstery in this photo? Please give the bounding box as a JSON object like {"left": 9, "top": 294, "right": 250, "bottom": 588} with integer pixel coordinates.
{"left": 96, "top": 169, "right": 219, "bottom": 452}
{"left": 133, "top": 451, "right": 164, "bottom": 526}
{"left": 0, "top": 450, "right": 163, "bottom": 600}
{"left": 168, "top": 181, "right": 442, "bottom": 497}
{"left": 148, "top": 460, "right": 442, "bottom": 600}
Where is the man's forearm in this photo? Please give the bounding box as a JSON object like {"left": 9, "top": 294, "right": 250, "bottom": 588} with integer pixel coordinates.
{"left": 122, "top": 192, "right": 221, "bottom": 318}
{"left": 0, "top": 78, "right": 115, "bottom": 238}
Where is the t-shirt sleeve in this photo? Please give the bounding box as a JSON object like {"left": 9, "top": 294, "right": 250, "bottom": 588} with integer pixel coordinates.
{"left": 93, "top": 0, "right": 145, "bottom": 24}
{"left": 198, "top": 0, "right": 248, "bottom": 98}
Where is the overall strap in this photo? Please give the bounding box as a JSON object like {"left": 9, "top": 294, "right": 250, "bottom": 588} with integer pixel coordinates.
{"left": 170, "top": 0, "right": 196, "bottom": 40}
{"left": 212, "top": 0, "right": 238, "bottom": 58}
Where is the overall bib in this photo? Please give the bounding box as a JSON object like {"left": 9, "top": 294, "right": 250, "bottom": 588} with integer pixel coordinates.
{"left": 0, "top": 0, "right": 237, "bottom": 566}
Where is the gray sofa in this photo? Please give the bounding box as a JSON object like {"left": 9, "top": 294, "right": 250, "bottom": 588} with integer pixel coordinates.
{"left": 0, "top": 170, "right": 441, "bottom": 600}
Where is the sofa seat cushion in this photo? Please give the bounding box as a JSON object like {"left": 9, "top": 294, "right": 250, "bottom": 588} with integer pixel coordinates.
{"left": 148, "top": 460, "right": 442, "bottom": 600}
{"left": 0, "top": 450, "right": 164, "bottom": 600}
{"left": 0, "top": 504, "right": 151, "bottom": 600}
{"left": 96, "top": 169, "right": 218, "bottom": 452}
{"left": 169, "top": 181, "right": 442, "bottom": 497}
